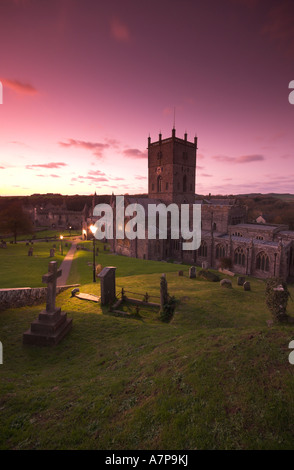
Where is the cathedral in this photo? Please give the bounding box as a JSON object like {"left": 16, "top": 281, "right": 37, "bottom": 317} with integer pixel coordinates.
{"left": 84, "top": 129, "right": 294, "bottom": 281}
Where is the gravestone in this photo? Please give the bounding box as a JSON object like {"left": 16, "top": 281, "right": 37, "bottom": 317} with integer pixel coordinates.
{"left": 220, "top": 279, "right": 232, "bottom": 288}
{"left": 28, "top": 247, "right": 33, "bottom": 256}
{"left": 243, "top": 281, "right": 251, "bottom": 291}
{"left": 237, "top": 276, "right": 245, "bottom": 286}
{"left": 178, "top": 270, "right": 183, "bottom": 276}
{"left": 98, "top": 266, "right": 116, "bottom": 306}
{"left": 202, "top": 261, "right": 208, "bottom": 269}
{"left": 23, "top": 261, "right": 73, "bottom": 346}
{"left": 160, "top": 274, "right": 168, "bottom": 310}
{"left": 50, "top": 248, "right": 55, "bottom": 257}
{"left": 189, "top": 266, "right": 196, "bottom": 279}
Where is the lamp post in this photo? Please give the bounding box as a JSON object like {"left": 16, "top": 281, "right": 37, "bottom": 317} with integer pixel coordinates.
{"left": 90, "top": 225, "right": 97, "bottom": 282}
{"left": 60, "top": 235, "right": 63, "bottom": 255}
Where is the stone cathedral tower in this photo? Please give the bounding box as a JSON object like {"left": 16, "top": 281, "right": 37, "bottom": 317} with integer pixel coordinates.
{"left": 148, "top": 128, "right": 197, "bottom": 204}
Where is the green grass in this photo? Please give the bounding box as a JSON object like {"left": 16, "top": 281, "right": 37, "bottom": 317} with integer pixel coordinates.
{"left": 1, "top": 243, "right": 294, "bottom": 449}
{"left": 0, "top": 241, "right": 71, "bottom": 288}
{"left": 2, "top": 228, "right": 81, "bottom": 242}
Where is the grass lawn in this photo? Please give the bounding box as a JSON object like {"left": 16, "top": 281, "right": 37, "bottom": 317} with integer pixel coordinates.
{"left": 1, "top": 243, "right": 294, "bottom": 450}
{"left": 0, "top": 241, "right": 72, "bottom": 288}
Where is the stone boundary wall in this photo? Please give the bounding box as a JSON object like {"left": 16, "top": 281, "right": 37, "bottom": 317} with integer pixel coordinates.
{"left": 0, "top": 284, "right": 80, "bottom": 311}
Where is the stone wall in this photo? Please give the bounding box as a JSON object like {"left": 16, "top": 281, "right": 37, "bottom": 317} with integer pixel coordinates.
{"left": 0, "top": 284, "right": 79, "bottom": 311}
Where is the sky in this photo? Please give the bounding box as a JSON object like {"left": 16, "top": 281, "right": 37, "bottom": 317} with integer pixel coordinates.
{"left": 0, "top": 0, "right": 294, "bottom": 197}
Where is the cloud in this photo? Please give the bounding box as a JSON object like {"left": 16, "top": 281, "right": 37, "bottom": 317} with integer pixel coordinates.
{"left": 72, "top": 175, "right": 109, "bottom": 183}
{"left": 88, "top": 170, "right": 107, "bottom": 177}
{"left": 110, "top": 17, "right": 131, "bottom": 42}
{"left": 123, "top": 148, "right": 147, "bottom": 159}
{"left": 1, "top": 78, "right": 38, "bottom": 95}
{"left": 135, "top": 175, "right": 147, "bottom": 180}
{"left": 212, "top": 154, "right": 265, "bottom": 164}
{"left": 26, "top": 162, "right": 67, "bottom": 169}
{"left": 59, "top": 139, "right": 109, "bottom": 158}
{"left": 36, "top": 174, "right": 61, "bottom": 178}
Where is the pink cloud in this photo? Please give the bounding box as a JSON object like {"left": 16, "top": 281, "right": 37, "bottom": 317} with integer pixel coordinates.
{"left": 26, "top": 162, "right": 67, "bottom": 169}
{"left": 59, "top": 139, "right": 109, "bottom": 158}
{"left": 1, "top": 78, "right": 38, "bottom": 95}
{"left": 110, "top": 17, "right": 131, "bottom": 42}
{"left": 72, "top": 175, "right": 109, "bottom": 183}
{"left": 212, "top": 154, "right": 265, "bottom": 164}
{"left": 36, "top": 174, "right": 61, "bottom": 178}
{"left": 123, "top": 148, "right": 147, "bottom": 159}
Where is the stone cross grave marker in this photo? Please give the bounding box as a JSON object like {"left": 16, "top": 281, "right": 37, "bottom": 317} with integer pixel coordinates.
{"left": 23, "top": 261, "right": 72, "bottom": 346}
{"left": 42, "top": 261, "right": 62, "bottom": 313}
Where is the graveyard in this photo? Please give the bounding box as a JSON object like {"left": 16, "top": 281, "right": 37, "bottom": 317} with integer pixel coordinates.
{"left": 1, "top": 238, "right": 294, "bottom": 449}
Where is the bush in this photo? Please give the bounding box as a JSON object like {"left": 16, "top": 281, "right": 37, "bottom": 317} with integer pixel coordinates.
{"left": 160, "top": 295, "right": 176, "bottom": 323}
{"left": 265, "top": 277, "right": 291, "bottom": 323}
{"left": 198, "top": 269, "right": 220, "bottom": 282}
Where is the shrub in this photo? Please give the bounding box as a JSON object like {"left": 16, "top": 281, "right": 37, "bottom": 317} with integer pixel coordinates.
{"left": 160, "top": 295, "right": 176, "bottom": 323}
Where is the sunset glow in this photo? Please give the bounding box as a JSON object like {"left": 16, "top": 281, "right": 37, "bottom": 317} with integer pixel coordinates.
{"left": 0, "top": 0, "right": 294, "bottom": 196}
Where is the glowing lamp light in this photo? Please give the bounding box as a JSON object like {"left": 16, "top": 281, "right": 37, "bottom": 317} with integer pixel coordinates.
{"left": 90, "top": 224, "right": 97, "bottom": 235}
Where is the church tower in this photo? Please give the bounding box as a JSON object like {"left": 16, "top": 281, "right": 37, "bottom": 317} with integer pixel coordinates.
{"left": 148, "top": 128, "right": 197, "bottom": 204}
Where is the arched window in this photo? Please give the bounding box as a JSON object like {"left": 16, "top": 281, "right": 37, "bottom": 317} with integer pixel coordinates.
{"left": 216, "top": 244, "right": 225, "bottom": 259}
{"left": 256, "top": 251, "right": 269, "bottom": 271}
{"left": 157, "top": 175, "right": 162, "bottom": 192}
{"left": 183, "top": 174, "right": 187, "bottom": 192}
{"left": 198, "top": 240, "right": 207, "bottom": 257}
{"left": 234, "top": 247, "right": 245, "bottom": 266}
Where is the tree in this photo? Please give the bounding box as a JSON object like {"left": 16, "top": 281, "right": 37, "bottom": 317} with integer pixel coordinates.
{"left": 0, "top": 201, "right": 33, "bottom": 243}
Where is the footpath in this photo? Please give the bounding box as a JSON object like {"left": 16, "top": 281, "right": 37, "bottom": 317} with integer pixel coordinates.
{"left": 57, "top": 239, "right": 78, "bottom": 286}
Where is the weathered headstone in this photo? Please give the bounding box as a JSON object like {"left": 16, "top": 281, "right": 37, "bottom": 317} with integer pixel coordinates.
{"left": 189, "top": 266, "right": 196, "bottom": 279}
{"left": 202, "top": 261, "right": 208, "bottom": 269}
{"left": 98, "top": 266, "right": 116, "bottom": 306}
{"left": 243, "top": 281, "right": 251, "bottom": 291}
{"left": 237, "top": 276, "right": 245, "bottom": 286}
{"left": 28, "top": 247, "right": 33, "bottom": 256}
{"left": 178, "top": 270, "right": 183, "bottom": 276}
{"left": 23, "top": 261, "right": 73, "bottom": 346}
{"left": 50, "top": 248, "right": 55, "bottom": 257}
{"left": 220, "top": 279, "right": 232, "bottom": 288}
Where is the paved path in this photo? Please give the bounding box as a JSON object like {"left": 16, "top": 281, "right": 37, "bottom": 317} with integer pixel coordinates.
{"left": 57, "top": 239, "right": 78, "bottom": 286}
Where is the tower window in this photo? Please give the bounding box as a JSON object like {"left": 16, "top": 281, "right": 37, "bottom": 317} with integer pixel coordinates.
{"left": 157, "top": 176, "right": 162, "bottom": 192}
{"left": 166, "top": 182, "right": 169, "bottom": 190}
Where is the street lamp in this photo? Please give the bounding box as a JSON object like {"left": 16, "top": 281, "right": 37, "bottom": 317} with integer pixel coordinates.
{"left": 60, "top": 235, "right": 63, "bottom": 255}
{"left": 90, "top": 225, "right": 97, "bottom": 282}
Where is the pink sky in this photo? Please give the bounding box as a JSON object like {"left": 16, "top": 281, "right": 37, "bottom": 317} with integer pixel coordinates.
{"left": 0, "top": 0, "right": 294, "bottom": 196}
